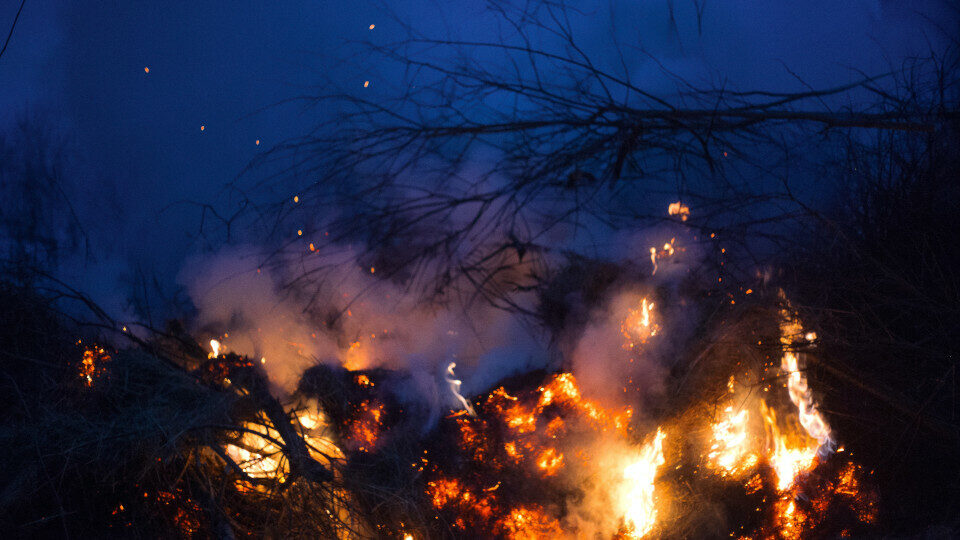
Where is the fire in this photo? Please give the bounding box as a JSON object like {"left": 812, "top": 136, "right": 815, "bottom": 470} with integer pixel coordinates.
{"left": 344, "top": 399, "right": 385, "bottom": 452}
{"left": 222, "top": 407, "right": 343, "bottom": 488}
{"left": 535, "top": 373, "right": 633, "bottom": 433}
{"left": 343, "top": 339, "right": 372, "bottom": 370}
{"left": 426, "top": 371, "right": 660, "bottom": 538}
{"left": 618, "top": 428, "right": 666, "bottom": 538}
{"left": 707, "top": 405, "right": 758, "bottom": 477}
{"left": 667, "top": 201, "right": 690, "bottom": 221}
{"left": 768, "top": 459, "right": 878, "bottom": 537}
{"left": 760, "top": 400, "right": 818, "bottom": 491}
{"left": 79, "top": 344, "right": 111, "bottom": 386}
{"left": 185, "top": 279, "right": 874, "bottom": 537}
{"left": 781, "top": 349, "right": 832, "bottom": 448}
{"left": 621, "top": 297, "right": 658, "bottom": 348}
{"left": 497, "top": 506, "right": 563, "bottom": 539}
{"left": 224, "top": 414, "right": 290, "bottom": 482}
{"left": 692, "top": 300, "right": 879, "bottom": 537}
{"left": 778, "top": 300, "right": 833, "bottom": 448}
{"left": 535, "top": 447, "right": 564, "bottom": 476}
{"left": 704, "top": 300, "right": 835, "bottom": 493}
{"left": 648, "top": 238, "right": 677, "bottom": 276}
{"left": 208, "top": 339, "right": 221, "bottom": 358}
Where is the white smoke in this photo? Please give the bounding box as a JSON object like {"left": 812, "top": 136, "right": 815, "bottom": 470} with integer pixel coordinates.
{"left": 178, "top": 242, "right": 552, "bottom": 417}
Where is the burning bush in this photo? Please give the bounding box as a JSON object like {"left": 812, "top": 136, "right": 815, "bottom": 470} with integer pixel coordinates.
{"left": 0, "top": 280, "right": 372, "bottom": 537}
{"left": 0, "top": 251, "right": 891, "bottom": 539}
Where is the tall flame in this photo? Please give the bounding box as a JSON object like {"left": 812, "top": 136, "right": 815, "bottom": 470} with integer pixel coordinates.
{"left": 707, "top": 406, "right": 758, "bottom": 477}
{"left": 760, "top": 400, "right": 817, "bottom": 491}
{"left": 779, "top": 299, "right": 834, "bottom": 456}
{"left": 619, "top": 428, "right": 666, "bottom": 538}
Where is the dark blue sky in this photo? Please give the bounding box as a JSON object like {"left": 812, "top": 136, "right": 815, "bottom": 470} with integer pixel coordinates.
{"left": 1, "top": 0, "right": 951, "bottom": 313}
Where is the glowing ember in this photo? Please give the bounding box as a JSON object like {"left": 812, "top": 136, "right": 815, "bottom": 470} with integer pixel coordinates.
{"left": 535, "top": 447, "right": 564, "bottom": 476}
{"left": 649, "top": 239, "right": 678, "bottom": 275}
{"left": 79, "top": 344, "right": 111, "bottom": 386}
{"left": 667, "top": 201, "right": 689, "bottom": 221}
{"left": 426, "top": 477, "right": 462, "bottom": 508}
{"left": 497, "top": 506, "right": 563, "bottom": 539}
{"left": 155, "top": 490, "right": 202, "bottom": 535}
{"left": 425, "top": 371, "right": 653, "bottom": 537}
{"left": 344, "top": 399, "right": 385, "bottom": 452}
{"left": 768, "top": 459, "right": 878, "bottom": 538}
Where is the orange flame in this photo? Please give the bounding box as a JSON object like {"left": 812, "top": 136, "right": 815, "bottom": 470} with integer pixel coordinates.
{"left": 707, "top": 406, "right": 758, "bottom": 477}
{"left": 618, "top": 428, "right": 666, "bottom": 538}
{"left": 760, "top": 400, "right": 818, "bottom": 491}
{"left": 79, "top": 344, "right": 111, "bottom": 386}
{"left": 621, "top": 298, "right": 658, "bottom": 349}
{"left": 667, "top": 201, "right": 690, "bottom": 221}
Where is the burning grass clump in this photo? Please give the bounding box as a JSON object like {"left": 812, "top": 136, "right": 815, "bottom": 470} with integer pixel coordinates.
{"left": 0, "top": 281, "right": 367, "bottom": 538}
{"left": 357, "top": 286, "right": 880, "bottom": 539}
{"left": 0, "top": 287, "right": 233, "bottom": 535}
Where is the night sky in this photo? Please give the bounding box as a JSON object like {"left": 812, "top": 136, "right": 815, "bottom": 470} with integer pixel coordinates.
{"left": 1, "top": 0, "right": 951, "bottom": 314}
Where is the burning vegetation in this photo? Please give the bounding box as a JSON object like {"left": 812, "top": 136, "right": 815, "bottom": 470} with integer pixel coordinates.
{"left": 23, "top": 141, "right": 950, "bottom": 540}
{"left": 2, "top": 1, "right": 957, "bottom": 535}
{"left": 0, "top": 224, "right": 890, "bottom": 539}
{"left": 0, "top": 243, "right": 893, "bottom": 539}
